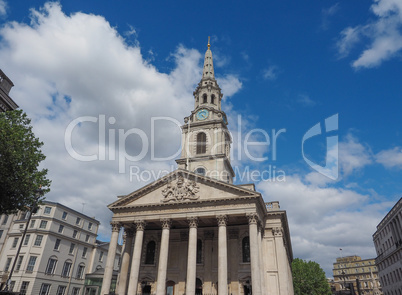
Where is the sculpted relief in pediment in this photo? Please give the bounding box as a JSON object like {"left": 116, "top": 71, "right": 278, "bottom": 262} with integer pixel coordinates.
{"left": 162, "top": 176, "right": 200, "bottom": 203}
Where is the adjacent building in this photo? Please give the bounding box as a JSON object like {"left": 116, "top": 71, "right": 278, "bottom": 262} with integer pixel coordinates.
{"left": 0, "top": 69, "right": 18, "bottom": 112}
{"left": 101, "top": 40, "right": 294, "bottom": 295}
{"left": 332, "top": 255, "right": 382, "bottom": 295}
{"left": 0, "top": 201, "right": 121, "bottom": 295}
{"left": 373, "top": 198, "right": 402, "bottom": 295}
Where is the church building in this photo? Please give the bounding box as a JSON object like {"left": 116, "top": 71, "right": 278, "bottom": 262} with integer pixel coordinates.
{"left": 101, "top": 40, "right": 294, "bottom": 295}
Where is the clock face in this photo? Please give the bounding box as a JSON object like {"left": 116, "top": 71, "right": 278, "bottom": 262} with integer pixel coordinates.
{"left": 196, "top": 109, "right": 209, "bottom": 120}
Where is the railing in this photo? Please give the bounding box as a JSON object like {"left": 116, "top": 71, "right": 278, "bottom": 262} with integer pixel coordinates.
{"left": 265, "top": 201, "right": 280, "bottom": 211}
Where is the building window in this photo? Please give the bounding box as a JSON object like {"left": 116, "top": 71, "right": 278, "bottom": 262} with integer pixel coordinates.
{"left": 56, "top": 286, "right": 66, "bottom": 295}
{"left": 69, "top": 243, "right": 75, "bottom": 254}
{"left": 145, "top": 241, "right": 156, "bottom": 264}
{"left": 9, "top": 281, "right": 15, "bottom": 291}
{"left": 39, "top": 220, "right": 48, "bottom": 229}
{"left": 99, "top": 251, "right": 104, "bottom": 262}
{"left": 4, "top": 257, "right": 12, "bottom": 271}
{"left": 19, "top": 224, "right": 24, "bottom": 229}
{"left": 73, "top": 230, "right": 78, "bottom": 238}
{"left": 72, "top": 288, "right": 80, "bottom": 295}
{"left": 242, "top": 236, "right": 251, "bottom": 263}
{"left": 203, "top": 94, "right": 207, "bottom": 103}
{"left": 23, "top": 234, "right": 30, "bottom": 246}
{"left": 76, "top": 217, "right": 81, "bottom": 225}
{"left": 197, "top": 239, "right": 202, "bottom": 264}
{"left": 196, "top": 132, "right": 207, "bottom": 154}
{"left": 0, "top": 230, "right": 3, "bottom": 239}
{"left": 45, "top": 257, "right": 58, "bottom": 274}
{"left": 2, "top": 215, "right": 8, "bottom": 224}
{"left": 211, "top": 94, "right": 215, "bottom": 104}
{"left": 195, "top": 167, "right": 206, "bottom": 176}
{"left": 26, "top": 256, "right": 37, "bottom": 272}
{"left": 85, "top": 234, "right": 90, "bottom": 242}
{"left": 88, "top": 222, "right": 93, "bottom": 230}
{"left": 76, "top": 263, "right": 85, "bottom": 279}
{"left": 58, "top": 224, "right": 64, "bottom": 233}
{"left": 82, "top": 247, "right": 88, "bottom": 258}
{"left": 44, "top": 207, "right": 52, "bottom": 214}
{"left": 16, "top": 255, "right": 24, "bottom": 271}
{"left": 39, "top": 283, "right": 51, "bottom": 295}
{"left": 61, "top": 261, "right": 72, "bottom": 277}
{"left": 30, "top": 220, "right": 36, "bottom": 228}
{"left": 34, "top": 235, "right": 43, "bottom": 246}
{"left": 12, "top": 237, "right": 19, "bottom": 248}
{"left": 54, "top": 239, "right": 61, "bottom": 250}
{"left": 19, "top": 281, "right": 29, "bottom": 295}
{"left": 62, "top": 211, "right": 67, "bottom": 220}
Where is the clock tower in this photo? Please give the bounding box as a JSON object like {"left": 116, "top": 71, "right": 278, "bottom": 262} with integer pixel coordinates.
{"left": 176, "top": 38, "right": 235, "bottom": 183}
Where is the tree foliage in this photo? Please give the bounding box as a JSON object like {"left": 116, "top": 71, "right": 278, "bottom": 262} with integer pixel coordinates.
{"left": 0, "top": 110, "right": 50, "bottom": 214}
{"left": 292, "top": 258, "right": 331, "bottom": 295}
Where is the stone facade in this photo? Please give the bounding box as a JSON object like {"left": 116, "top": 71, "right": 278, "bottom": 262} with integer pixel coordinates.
{"left": 0, "top": 69, "right": 18, "bottom": 112}
{"left": 103, "top": 40, "right": 294, "bottom": 295}
{"left": 373, "top": 198, "right": 402, "bottom": 295}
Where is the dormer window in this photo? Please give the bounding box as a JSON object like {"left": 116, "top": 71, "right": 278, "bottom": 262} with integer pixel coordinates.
{"left": 203, "top": 94, "right": 207, "bottom": 104}
{"left": 196, "top": 132, "right": 207, "bottom": 154}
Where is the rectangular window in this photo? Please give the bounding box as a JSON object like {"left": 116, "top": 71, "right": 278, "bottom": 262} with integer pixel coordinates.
{"left": 19, "top": 224, "right": 24, "bottom": 229}
{"left": 73, "top": 230, "right": 78, "bottom": 238}
{"left": 39, "top": 283, "right": 51, "bottom": 295}
{"left": 54, "top": 239, "right": 61, "bottom": 250}
{"left": 58, "top": 224, "right": 64, "bottom": 233}
{"left": 44, "top": 206, "right": 52, "bottom": 214}
{"left": 26, "top": 256, "right": 37, "bottom": 272}
{"left": 82, "top": 247, "right": 87, "bottom": 258}
{"left": 15, "top": 255, "right": 24, "bottom": 271}
{"left": 4, "top": 257, "right": 12, "bottom": 271}
{"left": 9, "top": 281, "right": 15, "bottom": 291}
{"left": 19, "top": 281, "right": 29, "bottom": 295}
{"left": 62, "top": 211, "right": 67, "bottom": 220}
{"left": 2, "top": 215, "right": 8, "bottom": 224}
{"left": 69, "top": 243, "right": 75, "bottom": 254}
{"left": 56, "top": 286, "right": 66, "bottom": 295}
{"left": 72, "top": 287, "right": 80, "bottom": 295}
{"left": 76, "top": 264, "right": 85, "bottom": 279}
{"left": 85, "top": 234, "right": 90, "bottom": 242}
{"left": 0, "top": 229, "right": 3, "bottom": 239}
{"left": 30, "top": 220, "right": 36, "bottom": 228}
{"left": 99, "top": 251, "right": 104, "bottom": 262}
{"left": 34, "top": 235, "right": 43, "bottom": 246}
{"left": 23, "top": 234, "right": 30, "bottom": 246}
{"left": 39, "top": 220, "right": 48, "bottom": 229}
{"left": 45, "top": 258, "right": 57, "bottom": 274}
{"left": 76, "top": 217, "right": 81, "bottom": 225}
{"left": 12, "top": 237, "right": 19, "bottom": 248}
{"left": 61, "top": 261, "right": 72, "bottom": 277}
{"left": 88, "top": 222, "right": 93, "bottom": 230}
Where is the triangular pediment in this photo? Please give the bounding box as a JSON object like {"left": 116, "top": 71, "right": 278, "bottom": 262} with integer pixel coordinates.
{"left": 108, "top": 169, "right": 260, "bottom": 210}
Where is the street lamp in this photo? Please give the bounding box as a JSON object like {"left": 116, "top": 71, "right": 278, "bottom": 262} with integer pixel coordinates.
{"left": 1, "top": 187, "right": 43, "bottom": 293}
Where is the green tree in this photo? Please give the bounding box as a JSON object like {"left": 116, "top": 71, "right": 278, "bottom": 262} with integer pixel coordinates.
{"left": 292, "top": 258, "right": 331, "bottom": 295}
{"left": 0, "top": 109, "right": 50, "bottom": 214}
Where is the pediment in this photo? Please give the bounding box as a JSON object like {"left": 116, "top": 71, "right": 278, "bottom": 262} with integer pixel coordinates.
{"left": 108, "top": 169, "right": 260, "bottom": 210}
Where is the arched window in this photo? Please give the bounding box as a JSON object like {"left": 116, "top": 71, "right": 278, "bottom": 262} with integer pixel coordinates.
{"left": 203, "top": 94, "right": 207, "bottom": 104}
{"left": 211, "top": 94, "right": 215, "bottom": 104}
{"left": 196, "top": 132, "right": 207, "bottom": 154}
{"left": 197, "top": 239, "right": 202, "bottom": 264}
{"left": 76, "top": 263, "right": 85, "bottom": 279}
{"left": 195, "top": 167, "right": 206, "bottom": 176}
{"left": 242, "top": 236, "right": 250, "bottom": 263}
{"left": 45, "top": 256, "right": 58, "bottom": 274}
{"left": 195, "top": 278, "right": 202, "bottom": 295}
{"left": 145, "top": 241, "right": 156, "bottom": 264}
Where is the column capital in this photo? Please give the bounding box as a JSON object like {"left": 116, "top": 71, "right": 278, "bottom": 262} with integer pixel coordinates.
{"left": 247, "top": 213, "right": 259, "bottom": 225}
{"left": 273, "top": 227, "right": 283, "bottom": 237}
{"left": 216, "top": 215, "right": 228, "bottom": 226}
{"left": 124, "top": 227, "right": 135, "bottom": 239}
{"left": 111, "top": 221, "right": 121, "bottom": 232}
{"left": 160, "top": 218, "right": 172, "bottom": 229}
{"left": 187, "top": 216, "right": 198, "bottom": 228}
{"left": 134, "top": 220, "right": 146, "bottom": 231}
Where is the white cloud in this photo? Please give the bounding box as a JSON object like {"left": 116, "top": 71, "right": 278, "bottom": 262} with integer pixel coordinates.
{"left": 0, "top": 0, "right": 6, "bottom": 16}
{"left": 337, "top": 0, "right": 402, "bottom": 68}
{"left": 297, "top": 94, "right": 316, "bottom": 107}
{"left": 338, "top": 134, "right": 373, "bottom": 176}
{"left": 375, "top": 146, "right": 402, "bottom": 168}
{"left": 0, "top": 2, "right": 242, "bottom": 239}
{"left": 262, "top": 65, "right": 279, "bottom": 80}
{"left": 321, "top": 3, "right": 340, "bottom": 30}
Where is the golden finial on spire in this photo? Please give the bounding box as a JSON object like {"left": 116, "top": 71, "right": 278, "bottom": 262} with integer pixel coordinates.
{"left": 208, "top": 36, "right": 210, "bottom": 49}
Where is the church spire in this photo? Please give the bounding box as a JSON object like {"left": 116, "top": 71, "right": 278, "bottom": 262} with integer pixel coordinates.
{"left": 202, "top": 36, "right": 215, "bottom": 80}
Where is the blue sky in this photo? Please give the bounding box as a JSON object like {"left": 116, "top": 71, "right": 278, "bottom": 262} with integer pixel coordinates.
{"left": 1, "top": 0, "right": 401, "bottom": 276}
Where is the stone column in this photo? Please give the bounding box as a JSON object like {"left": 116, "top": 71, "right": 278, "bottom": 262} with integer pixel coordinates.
{"left": 228, "top": 229, "right": 239, "bottom": 294}
{"left": 127, "top": 220, "right": 146, "bottom": 295}
{"left": 116, "top": 227, "right": 134, "bottom": 295}
{"left": 204, "top": 230, "right": 214, "bottom": 293}
{"left": 101, "top": 222, "right": 121, "bottom": 295}
{"left": 274, "top": 227, "right": 292, "bottom": 295}
{"left": 217, "top": 215, "right": 228, "bottom": 295}
{"left": 247, "top": 213, "right": 262, "bottom": 295}
{"left": 185, "top": 217, "right": 198, "bottom": 295}
{"left": 258, "top": 224, "right": 265, "bottom": 293}
{"left": 156, "top": 218, "right": 172, "bottom": 294}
